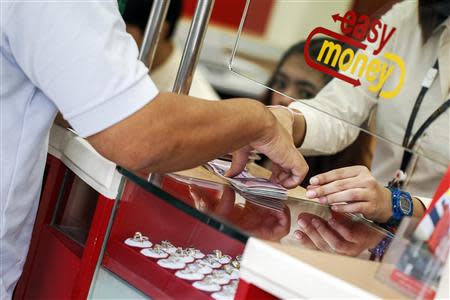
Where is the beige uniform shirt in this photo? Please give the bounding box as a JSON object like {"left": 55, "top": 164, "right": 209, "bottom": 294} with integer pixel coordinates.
{"left": 289, "top": 1, "right": 449, "bottom": 203}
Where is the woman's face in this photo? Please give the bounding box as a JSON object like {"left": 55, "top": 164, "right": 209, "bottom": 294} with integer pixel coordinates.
{"left": 270, "top": 53, "right": 327, "bottom": 106}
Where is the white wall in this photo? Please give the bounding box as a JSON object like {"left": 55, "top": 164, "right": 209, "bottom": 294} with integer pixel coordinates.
{"left": 265, "top": 0, "right": 352, "bottom": 48}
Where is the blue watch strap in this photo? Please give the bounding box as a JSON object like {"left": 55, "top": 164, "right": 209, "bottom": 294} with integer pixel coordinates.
{"left": 385, "top": 186, "right": 413, "bottom": 227}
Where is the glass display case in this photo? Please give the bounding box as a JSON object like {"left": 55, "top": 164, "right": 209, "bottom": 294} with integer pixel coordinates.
{"left": 87, "top": 163, "right": 394, "bottom": 299}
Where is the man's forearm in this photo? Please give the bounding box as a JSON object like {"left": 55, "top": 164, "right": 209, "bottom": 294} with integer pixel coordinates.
{"left": 292, "top": 111, "right": 306, "bottom": 148}
{"left": 88, "top": 92, "right": 275, "bottom": 173}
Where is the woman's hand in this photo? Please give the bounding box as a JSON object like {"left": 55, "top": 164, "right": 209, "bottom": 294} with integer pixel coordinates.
{"left": 189, "top": 185, "right": 290, "bottom": 241}
{"left": 294, "top": 212, "right": 385, "bottom": 256}
{"left": 305, "top": 166, "right": 392, "bottom": 223}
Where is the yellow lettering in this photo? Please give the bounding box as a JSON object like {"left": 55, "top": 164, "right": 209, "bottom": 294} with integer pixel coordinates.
{"left": 313, "top": 40, "right": 405, "bottom": 99}
{"left": 317, "top": 40, "right": 342, "bottom": 67}
{"left": 368, "top": 63, "right": 394, "bottom": 94}
{"left": 338, "top": 48, "right": 354, "bottom": 71}
{"left": 379, "top": 52, "right": 405, "bottom": 99}
{"left": 365, "top": 59, "right": 381, "bottom": 82}
{"left": 350, "top": 52, "right": 368, "bottom": 77}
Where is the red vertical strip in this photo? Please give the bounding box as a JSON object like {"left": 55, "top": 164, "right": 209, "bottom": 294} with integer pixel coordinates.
{"left": 71, "top": 195, "right": 115, "bottom": 299}
{"left": 182, "top": 0, "right": 274, "bottom": 35}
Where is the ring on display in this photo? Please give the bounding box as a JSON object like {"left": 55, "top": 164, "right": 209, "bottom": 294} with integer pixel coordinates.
{"left": 197, "top": 256, "right": 222, "bottom": 269}
{"left": 157, "top": 256, "right": 186, "bottom": 270}
{"left": 140, "top": 245, "right": 169, "bottom": 259}
{"left": 211, "top": 285, "right": 237, "bottom": 300}
{"left": 207, "top": 253, "right": 231, "bottom": 265}
{"left": 124, "top": 232, "right": 153, "bottom": 248}
{"left": 186, "top": 247, "right": 205, "bottom": 259}
{"left": 160, "top": 240, "right": 177, "bottom": 254}
{"left": 223, "top": 264, "right": 240, "bottom": 280}
{"left": 230, "top": 259, "right": 240, "bottom": 269}
{"left": 209, "top": 270, "right": 231, "bottom": 285}
{"left": 213, "top": 249, "right": 223, "bottom": 258}
{"left": 192, "top": 276, "right": 221, "bottom": 292}
{"left": 172, "top": 248, "right": 195, "bottom": 263}
{"left": 175, "top": 264, "right": 206, "bottom": 281}
{"left": 189, "top": 261, "right": 213, "bottom": 275}
{"left": 229, "top": 279, "right": 239, "bottom": 287}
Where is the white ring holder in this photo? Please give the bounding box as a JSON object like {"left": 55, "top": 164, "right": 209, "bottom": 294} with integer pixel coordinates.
{"left": 175, "top": 267, "right": 205, "bottom": 281}
{"left": 197, "top": 257, "right": 222, "bottom": 269}
{"left": 190, "top": 261, "right": 213, "bottom": 275}
{"left": 223, "top": 264, "right": 240, "bottom": 280}
{"left": 187, "top": 247, "right": 205, "bottom": 259}
{"left": 192, "top": 278, "right": 221, "bottom": 292}
{"left": 124, "top": 232, "right": 152, "bottom": 248}
{"left": 160, "top": 240, "right": 178, "bottom": 254}
{"left": 172, "top": 248, "right": 195, "bottom": 263}
{"left": 217, "top": 255, "right": 231, "bottom": 264}
{"left": 140, "top": 247, "right": 169, "bottom": 259}
{"left": 209, "top": 270, "right": 231, "bottom": 285}
{"left": 211, "top": 285, "right": 237, "bottom": 300}
{"left": 208, "top": 251, "right": 232, "bottom": 264}
{"left": 157, "top": 257, "right": 186, "bottom": 270}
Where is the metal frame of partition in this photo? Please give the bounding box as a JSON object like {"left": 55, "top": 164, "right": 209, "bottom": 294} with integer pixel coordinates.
{"left": 87, "top": 1, "right": 217, "bottom": 297}
{"left": 139, "top": 0, "right": 215, "bottom": 95}
{"left": 138, "top": 0, "right": 170, "bottom": 69}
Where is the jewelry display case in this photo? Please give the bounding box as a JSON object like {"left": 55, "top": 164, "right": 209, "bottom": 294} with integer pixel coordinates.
{"left": 87, "top": 165, "right": 395, "bottom": 300}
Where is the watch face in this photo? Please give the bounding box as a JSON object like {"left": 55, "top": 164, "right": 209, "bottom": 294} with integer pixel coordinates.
{"left": 399, "top": 196, "right": 412, "bottom": 214}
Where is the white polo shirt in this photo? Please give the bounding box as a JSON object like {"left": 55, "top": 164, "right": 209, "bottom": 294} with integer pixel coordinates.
{"left": 0, "top": 1, "right": 158, "bottom": 298}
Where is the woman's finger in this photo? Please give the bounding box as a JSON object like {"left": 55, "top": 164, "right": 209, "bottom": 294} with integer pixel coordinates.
{"left": 309, "top": 166, "right": 365, "bottom": 186}
{"left": 297, "top": 217, "right": 334, "bottom": 252}
{"left": 306, "top": 177, "right": 363, "bottom": 199}
{"left": 319, "top": 188, "right": 368, "bottom": 204}
{"left": 331, "top": 202, "right": 366, "bottom": 216}
{"left": 294, "top": 230, "right": 318, "bottom": 250}
{"left": 311, "top": 218, "right": 352, "bottom": 254}
{"left": 328, "top": 217, "right": 356, "bottom": 242}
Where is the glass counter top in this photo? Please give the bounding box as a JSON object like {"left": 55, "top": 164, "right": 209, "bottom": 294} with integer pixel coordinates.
{"left": 118, "top": 166, "right": 394, "bottom": 261}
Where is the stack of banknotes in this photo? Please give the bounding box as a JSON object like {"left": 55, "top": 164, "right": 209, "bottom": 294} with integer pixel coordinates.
{"left": 205, "top": 159, "right": 288, "bottom": 200}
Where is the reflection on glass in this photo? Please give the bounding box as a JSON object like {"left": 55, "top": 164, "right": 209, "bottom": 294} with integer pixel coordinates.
{"left": 53, "top": 172, "right": 99, "bottom": 245}
{"left": 150, "top": 172, "right": 392, "bottom": 261}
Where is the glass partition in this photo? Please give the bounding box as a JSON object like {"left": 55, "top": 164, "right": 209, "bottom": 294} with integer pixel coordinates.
{"left": 229, "top": 0, "right": 449, "bottom": 172}
{"left": 121, "top": 168, "right": 393, "bottom": 261}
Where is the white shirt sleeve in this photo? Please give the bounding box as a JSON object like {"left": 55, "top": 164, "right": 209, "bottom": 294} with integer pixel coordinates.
{"left": 289, "top": 80, "right": 376, "bottom": 156}
{"left": 5, "top": 1, "right": 159, "bottom": 137}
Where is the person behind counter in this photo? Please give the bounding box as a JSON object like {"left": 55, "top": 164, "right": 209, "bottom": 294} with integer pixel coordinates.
{"left": 0, "top": 2, "right": 308, "bottom": 298}
{"left": 286, "top": 0, "right": 449, "bottom": 250}
{"left": 123, "top": 0, "right": 219, "bottom": 100}
{"left": 260, "top": 38, "right": 375, "bottom": 187}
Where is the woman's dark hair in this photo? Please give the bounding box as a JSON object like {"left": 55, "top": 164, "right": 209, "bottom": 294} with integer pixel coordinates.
{"left": 419, "top": 0, "right": 450, "bottom": 42}
{"left": 260, "top": 38, "right": 343, "bottom": 105}
{"left": 123, "top": 0, "right": 183, "bottom": 39}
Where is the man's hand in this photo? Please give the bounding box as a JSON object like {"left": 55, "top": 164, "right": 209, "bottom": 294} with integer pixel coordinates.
{"left": 226, "top": 106, "right": 308, "bottom": 189}
{"left": 88, "top": 93, "right": 308, "bottom": 184}
{"left": 304, "top": 166, "right": 392, "bottom": 222}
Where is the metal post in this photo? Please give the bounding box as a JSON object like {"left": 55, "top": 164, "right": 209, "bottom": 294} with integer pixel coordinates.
{"left": 139, "top": 0, "right": 170, "bottom": 69}
{"left": 173, "top": 0, "right": 215, "bottom": 94}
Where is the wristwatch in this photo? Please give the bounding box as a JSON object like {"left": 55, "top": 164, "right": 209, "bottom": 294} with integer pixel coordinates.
{"left": 385, "top": 186, "right": 413, "bottom": 227}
